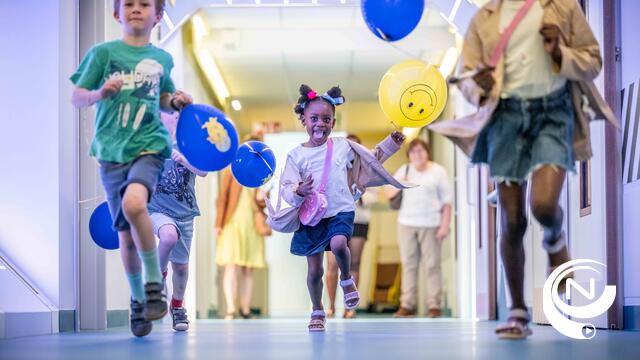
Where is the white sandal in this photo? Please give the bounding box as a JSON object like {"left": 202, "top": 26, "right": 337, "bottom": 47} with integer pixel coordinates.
{"left": 340, "top": 277, "right": 361, "bottom": 310}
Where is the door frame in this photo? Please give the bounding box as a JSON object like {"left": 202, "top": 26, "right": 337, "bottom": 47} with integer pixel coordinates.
{"left": 601, "top": 0, "right": 625, "bottom": 330}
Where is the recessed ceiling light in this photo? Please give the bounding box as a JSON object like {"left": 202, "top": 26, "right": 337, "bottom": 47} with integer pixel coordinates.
{"left": 231, "top": 100, "right": 242, "bottom": 111}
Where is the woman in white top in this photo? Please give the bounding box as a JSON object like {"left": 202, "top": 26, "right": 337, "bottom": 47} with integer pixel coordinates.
{"left": 386, "top": 138, "right": 452, "bottom": 318}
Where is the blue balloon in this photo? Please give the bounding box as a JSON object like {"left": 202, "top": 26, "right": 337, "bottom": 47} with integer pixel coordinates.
{"left": 89, "top": 202, "right": 119, "bottom": 250}
{"left": 361, "top": 0, "right": 425, "bottom": 42}
{"left": 231, "top": 141, "right": 276, "bottom": 188}
{"left": 176, "top": 104, "right": 239, "bottom": 172}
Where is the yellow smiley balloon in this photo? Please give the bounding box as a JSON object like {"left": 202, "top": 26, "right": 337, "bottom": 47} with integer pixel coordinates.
{"left": 378, "top": 60, "right": 447, "bottom": 128}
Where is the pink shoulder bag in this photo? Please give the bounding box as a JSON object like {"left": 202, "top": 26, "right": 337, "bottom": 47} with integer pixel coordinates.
{"left": 299, "top": 138, "right": 333, "bottom": 227}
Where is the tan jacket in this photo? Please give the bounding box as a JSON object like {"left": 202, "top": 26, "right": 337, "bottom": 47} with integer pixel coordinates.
{"left": 429, "top": 0, "right": 618, "bottom": 161}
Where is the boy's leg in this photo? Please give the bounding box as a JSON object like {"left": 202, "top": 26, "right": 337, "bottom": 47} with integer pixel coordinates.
{"left": 121, "top": 155, "right": 167, "bottom": 320}
{"left": 324, "top": 252, "right": 339, "bottom": 316}
{"left": 167, "top": 218, "right": 192, "bottom": 304}
{"left": 171, "top": 262, "right": 189, "bottom": 302}
{"left": 167, "top": 220, "right": 193, "bottom": 331}
{"left": 171, "top": 262, "right": 189, "bottom": 331}
{"left": 119, "top": 230, "right": 152, "bottom": 337}
{"left": 170, "top": 262, "right": 190, "bottom": 331}
{"left": 122, "top": 183, "right": 162, "bottom": 282}
{"left": 119, "top": 230, "right": 145, "bottom": 302}
{"left": 151, "top": 214, "right": 180, "bottom": 277}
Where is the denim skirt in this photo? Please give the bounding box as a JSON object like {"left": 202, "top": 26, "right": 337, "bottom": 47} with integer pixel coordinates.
{"left": 471, "top": 85, "right": 576, "bottom": 182}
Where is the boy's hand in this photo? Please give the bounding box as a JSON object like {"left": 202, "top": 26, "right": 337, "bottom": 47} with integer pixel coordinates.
{"left": 99, "top": 79, "right": 123, "bottom": 99}
{"left": 295, "top": 174, "right": 314, "bottom": 197}
{"left": 391, "top": 131, "right": 405, "bottom": 145}
{"left": 171, "top": 90, "right": 193, "bottom": 111}
{"left": 171, "top": 149, "right": 187, "bottom": 165}
{"left": 540, "top": 23, "right": 562, "bottom": 65}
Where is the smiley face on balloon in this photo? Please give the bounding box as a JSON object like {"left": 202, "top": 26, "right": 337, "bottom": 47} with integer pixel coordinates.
{"left": 378, "top": 60, "right": 447, "bottom": 128}
{"left": 399, "top": 84, "right": 439, "bottom": 123}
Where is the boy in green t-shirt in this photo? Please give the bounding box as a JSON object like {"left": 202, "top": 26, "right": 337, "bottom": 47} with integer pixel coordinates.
{"left": 70, "top": 0, "right": 193, "bottom": 337}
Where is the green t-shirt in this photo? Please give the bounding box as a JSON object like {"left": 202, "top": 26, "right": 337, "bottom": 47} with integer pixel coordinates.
{"left": 70, "top": 40, "right": 175, "bottom": 163}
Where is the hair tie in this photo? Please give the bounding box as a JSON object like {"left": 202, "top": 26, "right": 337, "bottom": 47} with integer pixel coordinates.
{"left": 299, "top": 89, "right": 344, "bottom": 111}
{"left": 307, "top": 90, "right": 318, "bottom": 100}
{"left": 321, "top": 93, "right": 345, "bottom": 106}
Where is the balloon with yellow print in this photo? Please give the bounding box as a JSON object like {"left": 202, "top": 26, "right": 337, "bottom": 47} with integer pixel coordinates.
{"left": 378, "top": 60, "right": 447, "bottom": 128}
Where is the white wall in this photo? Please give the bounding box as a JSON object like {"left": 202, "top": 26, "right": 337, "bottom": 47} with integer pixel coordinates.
{"left": 620, "top": 0, "right": 640, "bottom": 308}
{"left": 0, "top": 0, "right": 77, "bottom": 314}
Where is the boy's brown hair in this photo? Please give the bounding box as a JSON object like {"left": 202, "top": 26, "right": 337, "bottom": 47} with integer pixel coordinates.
{"left": 114, "top": 0, "right": 166, "bottom": 17}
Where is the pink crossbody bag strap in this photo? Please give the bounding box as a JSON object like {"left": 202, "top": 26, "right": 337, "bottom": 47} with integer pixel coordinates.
{"left": 317, "top": 138, "right": 333, "bottom": 194}
{"left": 488, "top": 0, "right": 537, "bottom": 68}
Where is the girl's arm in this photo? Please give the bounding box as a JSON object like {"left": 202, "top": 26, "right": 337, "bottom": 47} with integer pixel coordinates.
{"left": 372, "top": 132, "right": 404, "bottom": 162}
{"left": 281, "top": 156, "right": 306, "bottom": 207}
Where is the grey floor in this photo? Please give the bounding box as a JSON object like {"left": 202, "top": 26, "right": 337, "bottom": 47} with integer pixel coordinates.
{"left": 2, "top": 318, "right": 640, "bottom": 360}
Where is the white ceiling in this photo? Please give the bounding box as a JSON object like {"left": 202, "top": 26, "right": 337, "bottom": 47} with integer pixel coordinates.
{"left": 195, "top": 1, "right": 456, "bottom": 132}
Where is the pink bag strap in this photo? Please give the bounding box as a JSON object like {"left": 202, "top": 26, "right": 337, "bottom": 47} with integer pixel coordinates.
{"left": 318, "top": 138, "right": 333, "bottom": 194}
{"left": 488, "top": 0, "right": 536, "bottom": 68}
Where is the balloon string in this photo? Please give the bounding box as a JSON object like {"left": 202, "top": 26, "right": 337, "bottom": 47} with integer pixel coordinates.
{"left": 389, "top": 120, "right": 401, "bottom": 132}
{"left": 245, "top": 143, "right": 281, "bottom": 187}
{"left": 375, "top": 28, "right": 422, "bottom": 60}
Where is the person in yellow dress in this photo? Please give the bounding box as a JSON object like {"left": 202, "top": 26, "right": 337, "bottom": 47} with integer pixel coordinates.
{"left": 215, "top": 151, "right": 268, "bottom": 319}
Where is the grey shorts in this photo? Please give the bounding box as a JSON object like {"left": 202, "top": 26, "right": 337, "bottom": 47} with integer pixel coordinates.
{"left": 150, "top": 212, "right": 194, "bottom": 264}
{"left": 98, "top": 154, "right": 165, "bottom": 231}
